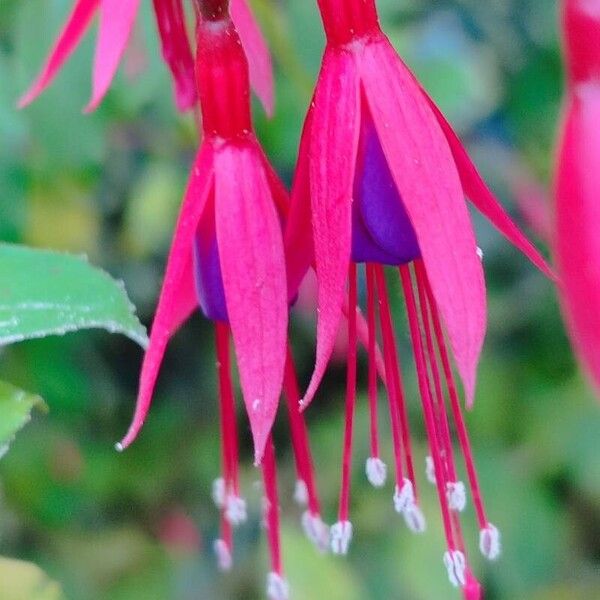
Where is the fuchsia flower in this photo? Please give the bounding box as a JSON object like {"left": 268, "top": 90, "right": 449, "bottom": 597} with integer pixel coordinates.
{"left": 115, "top": 4, "right": 326, "bottom": 596}
{"left": 18, "top": 0, "right": 273, "bottom": 115}
{"left": 286, "top": 0, "right": 553, "bottom": 594}
{"left": 555, "top": 0, "right": 600, "bottom": 394}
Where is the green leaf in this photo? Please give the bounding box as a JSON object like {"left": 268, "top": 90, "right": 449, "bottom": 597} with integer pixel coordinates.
{"left": 0, "top": 379, "right": 47, "bottom": 457}
{"left": 0, "top": 244, "right": 148, "bottom": 348}
{"left": 0, "top": 556, "right": 65, "bottom": 600}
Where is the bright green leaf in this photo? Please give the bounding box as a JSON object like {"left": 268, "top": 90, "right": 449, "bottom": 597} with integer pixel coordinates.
{"left": 0, "top": 244, "right": 147, "bottom": 348}
{"left": 0, "top": 379, "right": 47, "bottom": 457}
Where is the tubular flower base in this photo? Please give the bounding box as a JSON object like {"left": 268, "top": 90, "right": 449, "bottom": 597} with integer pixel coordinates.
{"left": 555, "top": 0, "right": 600, "bottom": 394}
{"left": 284, "top": 0, "right": 552, "bottom": 593}
{"left": 18, "top": 0, "right": 273, "bottom": 114}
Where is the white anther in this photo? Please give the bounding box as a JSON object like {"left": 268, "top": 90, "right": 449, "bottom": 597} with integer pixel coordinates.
{"left": 476, "top": 246, "right": 484, "bottom": 260}
{"left": 293, "top": 479, "right": 309, "bottom": 506}
{"left": 480, "top": 523, "right": 501, "bottom": 561}
{"left": 425, "top": 456, "right": 436, "bottom": 484}
{"left": 212, "top": 477, "right": 225, "bottom": 508}
{"left": 404, "top": 503, "right": 427, "bottom": 533}
{"left": 213, "top": 539, "right": 232, "bottom": 572}
{"left": 446, "top": 481, "right": 467, "bottom": 512}
{"left": 443, "top": 550, "right": 467, "bottom": 588}
{"left": 393, "top": 478, "right": 415, "bottom": 514}
{"left": 266, "top": 572, "right": 290, "bottom": 600}
{"left": 365, "top": 457, "right": 387, "bottom": 488}
{"left": 302, "top": 511, "right": 330, "bottom": 553}
{"left": 330, "top": 520, "right": 353, "bottom": 555}
{"left": 225, "top": 494, "right": 247, "bottom": 526}
{"left": 252, "top": 398, "right": 262, "bottom": 413}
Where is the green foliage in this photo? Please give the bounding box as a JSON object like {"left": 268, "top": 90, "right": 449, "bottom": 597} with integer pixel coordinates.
{"left": 0, "top": 380, "right": 47, "bottom": 458}
{"left": 0, "top": 244, "right": 147, "bottom": 348}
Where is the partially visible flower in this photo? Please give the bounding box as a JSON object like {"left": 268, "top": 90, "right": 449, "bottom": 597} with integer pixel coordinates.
{"left": 286, "top": 0, "right": 552, "bottom": 594}
{"left": 555, "top": 0, "right": 600, "bottom": 394}
{"left": 18, "top": 0, "right": 273, "bottom": 114}
{"left": 116, "top": 4, "right": 323, "bottom": 596}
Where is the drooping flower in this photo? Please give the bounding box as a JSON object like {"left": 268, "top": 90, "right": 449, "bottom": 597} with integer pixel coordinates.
{"left": 18, "top": 0, "right": 273, "bottom": 114}
{"left": 285, "top": 0, "right": 553, "bottom": 593}
{"left": 555, "top": 0, "right": 600, "bottom": 394}
{"left": 114, "top": 4, "right": 324, "bottom": 596}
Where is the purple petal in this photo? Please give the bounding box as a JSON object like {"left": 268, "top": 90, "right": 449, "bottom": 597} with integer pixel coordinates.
{"left": 193, "top": 202, "right": 228, "bottom": 322}
{"left": 351, "top": 119, "right": 420, "bottom": 265}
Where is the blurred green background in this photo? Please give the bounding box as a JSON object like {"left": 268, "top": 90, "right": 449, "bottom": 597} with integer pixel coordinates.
{"left": 1, "top": 0, "right": 599, "bottom": 598}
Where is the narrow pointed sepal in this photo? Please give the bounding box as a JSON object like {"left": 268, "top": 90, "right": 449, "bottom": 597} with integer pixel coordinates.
{"left": 84, "top": 0, "right": 141, "bottom": 112}
{"left": 18, "top": 0, "right": 99, "bottom": 108}
{"left": 302, "top": 49, "right": 361, "bottom": 408}
{"left": 231, "top": 0, "right": 274, "bottom": 117}
{"left": 118, "top": 146, "right": 214, "bottom": 450}
{"left": 425, "top": 96, "right": 555, "bottom": 280}
{"left": 360, "top": 40, "right": 486, "bottom": 406}
{"left": 214, "top": 142, "right": 287, "bottom": 463}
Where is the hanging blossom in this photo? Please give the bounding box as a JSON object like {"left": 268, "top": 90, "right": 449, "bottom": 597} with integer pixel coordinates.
{"left": 555, "top": 0, "right": 600, "bottom": 394}
{"left": 115, "top": 2, "right": 327, "bottom": 597}
{"left": 285, "top": 0, "right": 554, "bottom": 595}
{"left": 18, "top": 0, "right": 273, "bottom": 115}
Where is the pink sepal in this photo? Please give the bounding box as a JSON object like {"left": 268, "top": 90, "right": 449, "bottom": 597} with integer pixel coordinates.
{"left": 360, "top": 40, "right": 486, "bottom": 406}
{"left": 214, "top": 140, "right": 288, "bottom": 463}
{"left": 301, "top": 48, "right": 361, "bottom": 408}
{"left": 119, "top": 145, "right": 214, "bottom": 449}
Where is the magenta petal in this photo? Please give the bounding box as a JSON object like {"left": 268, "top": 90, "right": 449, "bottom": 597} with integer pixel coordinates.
{"left": 18, "top": 0, "right": 99, "bottom": 108}
{"left": 556, "top": 87, "right": 600, "bottom": 393}
{"left": 231, "top": 0, "right": 274, "bottom": 117}
{"left": 193, "top": 196, "right": 228, "bottom": 322}
{"left": 152, "top": 0, "right": 197, "bottom": 112}
{"left": 84, "top": 0, "right": 141, "bottom": 112}
{"left": 214, "top": 142, "right": 287, "bottom": 463}
{"left": 425, "top": 95, "right": 555, "bottom": 280}
{"left": 285, "top": 108, "right": 315, "bottom": 301}
{"left": 360, "top": 40, "right": 486, "bottom": 406}
{"left": 302, "top": 49, "right": 361, "bottom": 408}
{"left": 118, "top": 145, "right": 214, "bottom": 450}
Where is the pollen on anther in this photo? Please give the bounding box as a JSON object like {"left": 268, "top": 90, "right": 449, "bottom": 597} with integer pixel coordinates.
{"left": 393, "top": 478, "right": 415, "bottom": 514}
{"left": 213, "top": 538, "right": 233, "bottom": 572}
{"left": 302, "top": 511, "right": 330, "bottom": 553}
{"left": 225, "top": 494, "right": 247, "bottom": 526}
{"left": 443, "top": 550, "right": 467, "bottom": 588}
{"left": 365, "top": 457, "right": 387, "bottom": 488}
{"left": 425, "top": 456, "right": 436, "bottom": 484}
{"left": 446, "top": 481, "right": 467, "bottom": 512}
{"left": 267, "top": 572, "right": 290, "bottom": 600}
{"left": 293, "top": 479, "right": 309, "bottom": 506}
{"left": 330, "top": 520, "right": 353, "bottom": 555}
{"left": 403, "top": 503, "right": 427, "bottom": 534}
{"left": 212, "top": 477, "right": 225, "bottom": 508}
{"left": 480, "top": 523, "right": 501, "bottom": 561}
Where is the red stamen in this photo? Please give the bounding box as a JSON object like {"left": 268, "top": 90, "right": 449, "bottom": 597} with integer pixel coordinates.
{"left": 366, "top": 264, "right": 381, "bottom": 460}
{"left": 283, "top": 346, "right": 321, "bottom": 516}
{"left": 214, "top": 511, "right": 234, "bottom": 571}
{"left": 414, "top": 264, "right": 462, "bottom": 499}
{"left": 262, "top": 436, "right": 283, "bottom": 575}
{"left": 215, "top": 323, "right": 240, "bottom": 493}
{"left": 374, "top": 265, "right": 418, "bottom": 490}
{"left": 338, "top": 263, "right": 358, "bottom": 524}
{"left": 421, "top": 267, "right": 489, "bottom": 530}
{"left": 399, "top": 266, "right": 457, "bottom": 550}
